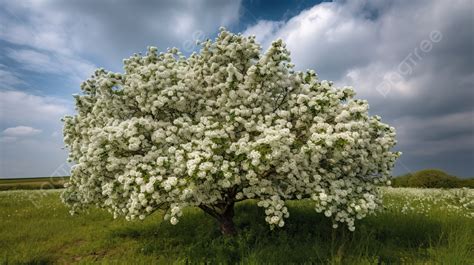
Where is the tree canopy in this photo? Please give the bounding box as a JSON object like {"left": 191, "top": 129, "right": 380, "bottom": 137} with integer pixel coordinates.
{"left": 62, "top": 28, "right": 400, "bottom": 235}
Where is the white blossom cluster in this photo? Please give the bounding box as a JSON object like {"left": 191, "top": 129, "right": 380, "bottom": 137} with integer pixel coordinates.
{"left": 61, "top": 28, "right": 400, "bottom": 231}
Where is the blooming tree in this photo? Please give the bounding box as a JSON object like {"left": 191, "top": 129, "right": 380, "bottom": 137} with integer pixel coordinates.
{"left": 62, "top": 28, "right": 400, "bottom": 235}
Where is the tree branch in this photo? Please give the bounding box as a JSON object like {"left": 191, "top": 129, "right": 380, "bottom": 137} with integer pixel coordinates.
{"left": 198, "top": 205, "right": 221, "bottom": 220}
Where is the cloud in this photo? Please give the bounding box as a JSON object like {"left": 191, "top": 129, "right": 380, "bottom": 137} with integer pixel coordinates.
{"left": 0, "top": 0, "right": 242, "bottom": 178}
{"left": 0, "top": 90, "right": 71, "bottom": 178}
{"left": 0, "top": 136, "right": 16, "bottom": 143}
{"left": 243, "top": 20, "right": 284, "bottom": 43}
{"left": 393, "top": 111, "right": 474, "bottom": 155}
{"left": 243, "top": 2, "right": 379, "bottom": 79}
{"left": 0, "top": 90, "right": 71, "bottom": 127}
{"left": 1, "top": 125, "right": 42, "bottom": 143}
{"left": 243, "top": 0, "right": 474, "bottom": 176}
{"left": 0, "top": 66, "right": 25, "bottom": 89}
{"left": 0, "top": 137, "right": 69, "bottom": 178}
{"left": 3, "top": 126, "right": 42, "bottom": 137}
{"left": 5, "top": 48, "right": 96, "bottom": 82}
{"left": 0, "top": 0, "right": 242, "bottom": 70}
{"left": 0, "top": 0, "right": 472, "bottom": 178}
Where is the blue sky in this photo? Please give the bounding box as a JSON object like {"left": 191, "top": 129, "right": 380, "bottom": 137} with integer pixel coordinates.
{"left": 0, "top": 0, "right": 473, "bottom": 178}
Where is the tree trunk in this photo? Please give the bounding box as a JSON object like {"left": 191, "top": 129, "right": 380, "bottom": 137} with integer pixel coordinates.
{"left": 199, "top": 202, "right": 237, "bottom": 236}
{"left": 219, "top": 204, "right": 237, "bottom": 236}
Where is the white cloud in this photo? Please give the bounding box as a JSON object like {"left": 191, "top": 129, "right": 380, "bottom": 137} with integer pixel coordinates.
{"left": 0, "top": 90, "right": 71, "bottom": 126}
{"left": 243, "top": 20, "right": 283, "bottom": 44}
{"left": 3, "top": 126, "right": 42, "bottom": 137}
{"left": 0, "top": 90, "right": 70, "bottom": 178}
{"left": 6, "top": 48, "right": 96, "bottom": 83}
{"left": 0, "top": 136, "right": 16, "bottom": 143}
{"left": 242, "top": 0, "right": 471, "bottom": 98}
{"left": 0, "top": 0, "right": 242, "bottom": 69}
{"left": 0, "top": 137, "right": 69, "bottom": 178}
{"left": 0, "top": 68, "right": 24, "bottom": 89}
{"left": 243, "top": 2, "right": 378, "bottom": 78}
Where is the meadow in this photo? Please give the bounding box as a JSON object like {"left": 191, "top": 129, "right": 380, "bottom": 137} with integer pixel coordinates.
{"left": 0, "top": 188, "right": 473, "bottom": 264}
{"left": 0, "top": 177, "right": 68, "bottom": 191}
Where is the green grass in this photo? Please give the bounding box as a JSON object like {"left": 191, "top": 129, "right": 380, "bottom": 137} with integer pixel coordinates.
{"left": 0, "top": 189, "right": 473, "bottom": 264}
{"left": 0, "top": 177, "right": 68, "bottom": 191}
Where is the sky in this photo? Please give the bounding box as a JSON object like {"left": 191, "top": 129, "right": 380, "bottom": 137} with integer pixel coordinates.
{"left": 0, "top": 0, "right": 473, "bottom": 178}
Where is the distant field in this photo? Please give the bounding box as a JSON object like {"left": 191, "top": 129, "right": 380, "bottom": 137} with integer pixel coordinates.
{"left": 0, "top": 177, "right": 68, "bottom": 191}
{"left": 0, "top": 188, "right": 472, "bottom": 264}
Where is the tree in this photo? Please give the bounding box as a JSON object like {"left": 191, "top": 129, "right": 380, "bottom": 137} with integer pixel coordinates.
{"left": 62, "top": 28, "right": 400, "bottom": 236}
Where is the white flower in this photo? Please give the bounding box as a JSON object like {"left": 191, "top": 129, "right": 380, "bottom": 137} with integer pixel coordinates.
{"left": 170, "top": 217, "right": 178, "bottom": 225}
{"left": 319, "top": 193, "right": 328, "bottom": 201}
{"left": 135, "top": 177, "right": 144, "bottom": 185}
{"left": 270, "top": 216, "right": 280, "bottom": 224}
{"left": 145, "top": 183, "right": 154, "bottom": 193}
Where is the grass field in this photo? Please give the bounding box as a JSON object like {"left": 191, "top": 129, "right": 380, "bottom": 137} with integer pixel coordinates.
{"left": 0, "top": 177, "right": 68, "bottom": 191}
{"left": 0, "top": 188, "right": 473, "bottom": 264}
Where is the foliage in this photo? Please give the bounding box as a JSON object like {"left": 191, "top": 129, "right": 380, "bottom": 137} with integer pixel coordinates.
{"left": 62, "top": 28, "right": 399, "bottom": 233}
{"left": 392, "top": 169, "right": 474, "bottom": 188}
